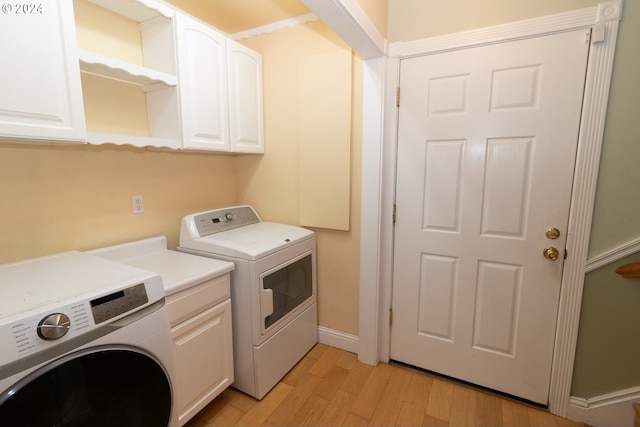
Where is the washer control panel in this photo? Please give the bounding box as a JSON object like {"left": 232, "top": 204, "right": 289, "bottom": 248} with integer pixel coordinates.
{"left": 194, "top": 206, "right": 260, "bottom": 236}
{"left": 37, "top": 313, "right": 71, "bottom": 341}
{"left": 5, "top": 282, "right": 149, "bottom": 360}
{"left": 9, "top": 300, "right": 93, "bottom": 359}
{"left": 90, "top": 283, "right": 148, "bottom": 324}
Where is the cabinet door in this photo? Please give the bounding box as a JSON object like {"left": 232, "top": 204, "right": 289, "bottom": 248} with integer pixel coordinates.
{"left": 175, "top": 12, "right": 229, "bottom": 151}
{"left": 172, "top": 299, "right": 233, "bottom": 425}
{"left": 0, "top": 1, "right": 86, "bottom": 143}
{"left": 227, "top": 40, "right": 264, "bottom": 154}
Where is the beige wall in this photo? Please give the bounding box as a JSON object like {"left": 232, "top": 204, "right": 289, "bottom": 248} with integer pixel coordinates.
{"left": 0, "top": 9, "right": 362, "bottom": 338}
{"left": 0, "top": 143, "right": 237, "bottom": 264}
{"left": 357, "top": 0, "right": 388, "bottom": 37}
{"left": 237, "top": 21, "right": 362, "bottom": 335}
{"left": 0, "top": 0, "right": 240, "bottom": 266}
{"left": 388, "top": 0, "right": 600, "bottom": 41}
{"left": 387, "top": 0, "right": 640, "bottom": 399}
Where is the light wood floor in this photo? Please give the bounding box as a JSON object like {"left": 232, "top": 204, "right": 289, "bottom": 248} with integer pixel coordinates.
{"left": 185, "top": 344, "right": 587, "bottom": 427}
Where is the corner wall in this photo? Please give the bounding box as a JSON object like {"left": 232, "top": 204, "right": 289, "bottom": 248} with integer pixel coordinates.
{"left": 236, "top": 21, "right": 362, "bottom": 336}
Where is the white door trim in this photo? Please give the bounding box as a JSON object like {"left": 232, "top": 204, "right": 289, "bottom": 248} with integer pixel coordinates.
{"left": 358, "top": 0, "right": 622, "bottom": 417}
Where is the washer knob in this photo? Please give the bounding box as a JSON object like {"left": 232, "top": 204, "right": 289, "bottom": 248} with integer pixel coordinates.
{"left": 224, "top": 213, "right": 236, "bottom": 222}
{"left": 37, "top": 313, "right": 71, "bottom": 341}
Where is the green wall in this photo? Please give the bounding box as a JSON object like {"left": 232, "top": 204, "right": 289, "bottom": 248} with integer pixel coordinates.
{"left": 572, "top": 0, "right": 640, "bottom": 397}
{"left": 572, "top": 254, "right": 640, "bottom": 397}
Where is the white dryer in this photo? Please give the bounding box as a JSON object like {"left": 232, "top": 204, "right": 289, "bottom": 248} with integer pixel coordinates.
{"left": 0, "top": 251, "right": 178, "bottom": 427}
{"left": 178, "top": 205, "right": 317, "bottom": 399}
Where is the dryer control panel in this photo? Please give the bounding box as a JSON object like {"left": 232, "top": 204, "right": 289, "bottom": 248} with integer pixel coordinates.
{"left": 192, "top": 206, "right": 261, "bottom": 237}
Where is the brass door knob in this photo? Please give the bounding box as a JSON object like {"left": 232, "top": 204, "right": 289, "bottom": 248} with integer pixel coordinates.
{"left": 545, "top": 227, "right": 561, "bottom": 239}
{"left": 543, "top": 247, "right": 559, "bottom": 261}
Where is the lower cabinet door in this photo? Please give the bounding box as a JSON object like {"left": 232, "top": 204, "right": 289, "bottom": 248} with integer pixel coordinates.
{"left": 171, "top": 299, "right": 233, "bottom": 425}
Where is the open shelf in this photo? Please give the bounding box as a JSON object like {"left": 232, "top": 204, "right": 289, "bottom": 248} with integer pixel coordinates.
{"left": 78, "top": 50, "right": 177, "bottom": 89}
{"left": 88, "top": 0, "right": 173, "bottom": 21}
{"left": 86, "top": 132, "right": 180, "bottom": 149}
{"left": 76, "top": 0, "right": 180, "bottom": 149}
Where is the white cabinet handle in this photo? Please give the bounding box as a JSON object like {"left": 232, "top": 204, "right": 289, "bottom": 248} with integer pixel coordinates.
{"left": 260, "top": 288, "right": 273, "bottom": 318}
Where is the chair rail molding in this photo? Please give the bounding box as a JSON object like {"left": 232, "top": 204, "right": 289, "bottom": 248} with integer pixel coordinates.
{"left": 586, "top": 237, "right": 640, "bottom": 272}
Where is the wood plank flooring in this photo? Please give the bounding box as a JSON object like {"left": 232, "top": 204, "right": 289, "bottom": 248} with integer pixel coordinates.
{"left": 184, "top": 344, "right": 587, "bottom": 427}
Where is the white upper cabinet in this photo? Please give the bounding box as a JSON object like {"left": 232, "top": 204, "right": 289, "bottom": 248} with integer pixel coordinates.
{"left": 228, "top": 40, "right": 264, "bottom": 154}
{"left": 1, "top": 0, "right": 264, "bottom": 153}
{"left": 0, "top": 1, "right": 86, "bottom": 144}
{"left": 175, "top": 12, "right": 230, "bottom": 152}
{"left": 76, "top": 0, "right": 181, "bottom": 149}
{"left": 175, "top": 12, "right": 264, "bottom": 153}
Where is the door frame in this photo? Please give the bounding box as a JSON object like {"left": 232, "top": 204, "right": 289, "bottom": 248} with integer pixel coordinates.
{"left": 357, "top": 0, "right": 622, "bottom": 417}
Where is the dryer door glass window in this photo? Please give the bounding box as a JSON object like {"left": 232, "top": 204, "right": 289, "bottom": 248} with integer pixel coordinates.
{"left": 0, "top": 348, "right": 172, "bottom": 427}
{"left": 262, "top": 253, "right": 313, "bottom": 332}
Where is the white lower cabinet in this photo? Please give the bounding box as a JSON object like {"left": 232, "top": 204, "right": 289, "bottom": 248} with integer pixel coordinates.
{"left": 166, "top": 274, "right": 233, "bottom": 426}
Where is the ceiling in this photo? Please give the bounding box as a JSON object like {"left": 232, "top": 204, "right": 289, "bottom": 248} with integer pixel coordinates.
{"left": 163, "top": 0, "right": 312, "bottom": 35}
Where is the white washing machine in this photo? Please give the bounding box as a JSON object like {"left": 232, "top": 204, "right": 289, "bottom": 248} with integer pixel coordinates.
{"left": 178, "top": 205, "right": 317, "bottom": 399}
{"left": 0, "top": 251, "right": 178, "bottom": 427}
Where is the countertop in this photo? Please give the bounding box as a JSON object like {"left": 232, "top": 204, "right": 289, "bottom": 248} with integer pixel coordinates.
{"left": 87, "top": 236, "right": 235, "bottom": 295}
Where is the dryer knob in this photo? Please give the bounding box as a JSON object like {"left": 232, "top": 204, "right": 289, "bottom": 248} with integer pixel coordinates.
{"left": 37, "top": 313, "right": 71, "bottom": 341}
{"left": 224, "top": 213, "right": 236, "bottom": 222}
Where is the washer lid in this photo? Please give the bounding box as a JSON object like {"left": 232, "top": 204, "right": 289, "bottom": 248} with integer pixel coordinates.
{"left": 179, "top": 221, "right": 314, "bottom": 260}
{"left": 0, "top": 251, "right": 160, "bottom": 323}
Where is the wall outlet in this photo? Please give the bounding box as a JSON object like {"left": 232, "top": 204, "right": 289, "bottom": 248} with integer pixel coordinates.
{"left": 132, "top": 195, "right": 144, "bottom": 214}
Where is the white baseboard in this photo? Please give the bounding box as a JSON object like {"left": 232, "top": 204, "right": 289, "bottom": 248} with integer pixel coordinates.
{"left": 568, "top": 387, "right": 640, "bottom": 427}
{"left": 318, "top": 326, "right": 359, "bottom": 354}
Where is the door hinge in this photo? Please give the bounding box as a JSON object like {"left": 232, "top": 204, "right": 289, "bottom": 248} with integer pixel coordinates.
{"left": 396, "top": 87, "right": 400, "bottom": 107}
{"left": 392, "top": 204, "right": 397, "bottom": 223}
{"left": 591, "top": 23, "right": 606, "bottom": 44}
{"left": 389, "top": 309, "right": 393, "bottom": 326}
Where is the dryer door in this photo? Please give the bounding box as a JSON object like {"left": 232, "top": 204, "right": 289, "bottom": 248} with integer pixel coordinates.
{"left": 260, "top": 251, "right": 314, "bottom": 334}
{"left": 0, "top": 346, "right": 172, "bottom": 427}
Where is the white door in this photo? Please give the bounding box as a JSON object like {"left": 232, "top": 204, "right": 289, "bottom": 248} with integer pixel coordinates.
{"left": 390, "top": 29, "right": 590, "bottom": 404}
